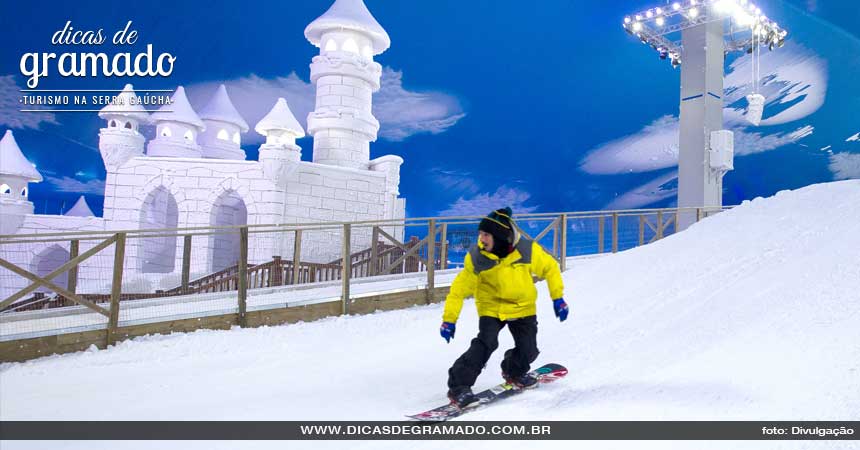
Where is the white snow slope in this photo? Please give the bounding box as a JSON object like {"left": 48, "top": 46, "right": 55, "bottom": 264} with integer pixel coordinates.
{"left": 1, "top": 181, "right": 859, "bottom": 450}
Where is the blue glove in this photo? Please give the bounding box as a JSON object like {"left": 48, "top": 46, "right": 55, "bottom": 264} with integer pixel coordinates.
{"left": 440, "top": 322, "right": 456, "bottom": 343}
{"left": 553, "top": 298, "right": 569, "bottom": 322}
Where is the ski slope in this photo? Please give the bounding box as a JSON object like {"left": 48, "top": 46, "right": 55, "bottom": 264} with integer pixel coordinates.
{"left": 2, "top": 180, "right": 859, "bottom": 450}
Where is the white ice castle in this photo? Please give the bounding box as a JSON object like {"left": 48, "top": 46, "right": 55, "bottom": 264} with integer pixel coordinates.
{"left": 0, "top": 0, "right": 405, "bottom": 296}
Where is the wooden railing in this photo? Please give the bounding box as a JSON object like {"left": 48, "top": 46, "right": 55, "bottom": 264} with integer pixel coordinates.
{"left": 1, "top": 206, "right": 729, "bottom": 324}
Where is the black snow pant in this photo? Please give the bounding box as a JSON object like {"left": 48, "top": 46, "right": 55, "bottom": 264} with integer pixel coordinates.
{"left": 447, "top": 315, "right": 539, "bottom": 394}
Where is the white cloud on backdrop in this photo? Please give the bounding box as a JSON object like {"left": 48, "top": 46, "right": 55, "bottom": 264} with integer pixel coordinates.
{"left": 580, "top": 114, "right": 815, "bottom": 175}
{"left": 605, "top": 171, "right": 678, "bottom": 210}
{"left": 0, "top": 75, "right": 58, "bottom": 130}
{"left": 438, "top": 186, "right": 538, "bottom": 217}
{"left": 429, "top": 168, "right": 482, "bottom": 197}
{"left": 723, "top": 43, "right": 827, "bottom": 126}
{"left": 580, "top": 43, "right": 830, "bottom": 208}
{"left": 829, "top": 153, "right": 860, "bottom": 180}
{"left": 44, "top": 176, "right": 106, "bottom": 195}
{"left": 188, "top": 67, "right": 464, "bottom": 145}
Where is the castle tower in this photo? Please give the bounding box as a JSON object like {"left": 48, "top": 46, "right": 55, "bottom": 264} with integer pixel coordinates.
{"left": 0, "top": 130, "right": 42, "bottom": 234}
{"left": 304, "top": 0, "right": 390, "bottom": 170}
{"left": 198, "top": 84, "right": 249, "bottom": 160}
{"left": 256, "top": 97, "right": 306, "bottom": 187}
{"left": 98, "top": 84, "right": 149, "bottom": 171}
{"left": 146, "top": 86, "right": 205, "bottom": 158}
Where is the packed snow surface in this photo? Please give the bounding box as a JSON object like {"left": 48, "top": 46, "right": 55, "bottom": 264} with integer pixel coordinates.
{"left": 2, "top": 181, "right": 859, "bottom": 450}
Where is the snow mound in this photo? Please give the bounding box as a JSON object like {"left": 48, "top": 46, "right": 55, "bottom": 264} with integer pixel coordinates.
{"left": 1, "top": 182, "right": 858, "bottom": 446}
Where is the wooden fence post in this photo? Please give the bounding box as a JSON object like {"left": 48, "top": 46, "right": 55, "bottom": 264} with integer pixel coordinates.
{"left": 559, "top": 214, "right": 567, "bottom": 272}
{"left": 342, "top": 224, "right": 351, "bottom": 315}
{"left": 611, "top": 213, "right": 619, "bottom": 253}
{"left": 657, "top": 211, "right": 664, "bottom": 240}
{"left": 68, "top": 239, "right": 79, "bottom": 295}
{"left": 107, "top": 233, "right": 126, "bottom": 347}
{"left": 696, "top": 208, "right": 702, "bottom": 222}
{"left": 639, "top": 215, "right": 645, "bottom": 246}
{"left": 439, "top": 223, "right": 448, "bottom": 270}
{"left": 675, "top": 210, "right": 680, "bottom": 234}
{"left": 426, "top": 219, "right": 436, "bottom": 304}
{"left": 238, "top": 227, "right": 248, "bottom": 327}
{"left": 272, "top": 256, "right": 283, "bottom": 286}
{"left": 370, "top": 226, "right": 379, "bottom": 276}
{"left": 181, "top": 235, "right": 192, "bottom": 294}
{"left": 598, "top": 215, "right": 605, "bottom": 254}
{"left": 292, "top": 229, "right": 302, "bottom": 285}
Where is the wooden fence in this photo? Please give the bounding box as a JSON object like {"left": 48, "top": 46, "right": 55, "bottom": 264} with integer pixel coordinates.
{"left": 0, "top": 206, "right": 728, "bottom": 352}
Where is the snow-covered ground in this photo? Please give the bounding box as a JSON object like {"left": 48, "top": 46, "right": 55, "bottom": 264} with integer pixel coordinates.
{"left": 2, "top": 181, "right": 859, "bottom": 450}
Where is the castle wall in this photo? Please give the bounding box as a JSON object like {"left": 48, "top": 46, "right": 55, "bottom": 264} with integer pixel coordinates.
{"left": 103, "top": 156, "right": 282, "bottom": 277}
{"left": 284, "top": 161, "right": 388, "bottom": 262}
{"left": 0, "top": 215, "right": 109, "bottom": 302}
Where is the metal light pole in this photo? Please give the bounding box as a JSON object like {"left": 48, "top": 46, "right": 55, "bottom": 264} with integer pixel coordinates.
{"left": 622, "top": 0, "right": 788, "bottom": 229}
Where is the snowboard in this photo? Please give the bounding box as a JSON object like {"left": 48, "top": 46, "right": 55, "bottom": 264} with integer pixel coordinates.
{"left": 407, "top": 363, "right": 568, "bottom": 421}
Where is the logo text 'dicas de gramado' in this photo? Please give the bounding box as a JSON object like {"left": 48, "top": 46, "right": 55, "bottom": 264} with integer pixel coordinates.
{"left": 19, "top": 21, "right": 176, "bottom": 89}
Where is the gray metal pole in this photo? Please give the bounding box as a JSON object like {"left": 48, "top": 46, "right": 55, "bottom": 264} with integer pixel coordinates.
{"left": 678, "top": 20, "right": 725, "bottom": 230}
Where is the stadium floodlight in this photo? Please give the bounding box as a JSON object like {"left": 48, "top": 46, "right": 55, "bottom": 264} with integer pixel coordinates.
{"left": 620, "top": 0, "right": 789, "bottom": 230}
{"left": 621, "top": 0, "right": 788, "bottom": 68}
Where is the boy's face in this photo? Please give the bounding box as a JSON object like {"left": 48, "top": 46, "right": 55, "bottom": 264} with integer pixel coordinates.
{"left": 478, "top": 230, "right": 494, "bottom": 252}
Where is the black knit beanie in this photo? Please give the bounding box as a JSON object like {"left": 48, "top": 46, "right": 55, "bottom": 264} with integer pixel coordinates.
{"left": 478, "top": 207, "right": 515, "bottom": 257}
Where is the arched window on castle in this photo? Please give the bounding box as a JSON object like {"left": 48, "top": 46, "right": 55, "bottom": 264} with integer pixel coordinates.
{"left": 325, "top": 39, "right": 338, "bottom": 52}
{"left": 217, "top": 129, "right": 230, "bottom": 141}
{"left": 109, "top": 120, "right": 117, "bottom": 128}
{"left": 161, "top": 126, "right": 172, "bottom": 138}
{"left": 124, "top": 122, "right": 133, "bottom": 130}
{"left": 343, "top": 38, "right": 359, "bottom": 55}
{"left": 184, "top": 130, "right": 194, "bottom": 142}
{"left": 21, "top": 187, "right": 28, "bottom": 197}
{"left": 0, "top": 184, "right": 11, "bottom": 195}
{"left": 232, "top": 132, "right": 240, "bottom": 145}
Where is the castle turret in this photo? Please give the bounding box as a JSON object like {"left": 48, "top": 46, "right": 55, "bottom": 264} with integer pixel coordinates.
{"left": 146, "top": 86, "right": 205, "bottom": 158}
{"left": 64, "top": 195, "right": 95, "bottom": 217}
{"left": 369, "top": 154, "right": 404, "bottom": 239}
{"left": 256, "top": 98, "right": 305, "bottom": 188}
{"left": 98, "top": 84, "right": 149, "bottom": 171}
{"left": 198, "top": 85, "right": 249, "bottom": 160}
{"left": 0, "top": 130, "right": 42, "bottom": 234}
{"left": 304, "top": 0, "right": 390, "bottom": 170}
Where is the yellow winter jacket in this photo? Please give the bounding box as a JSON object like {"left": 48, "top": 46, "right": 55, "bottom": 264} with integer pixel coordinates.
{"left": 442, "top": 237, "right": 565, "bottom": 323}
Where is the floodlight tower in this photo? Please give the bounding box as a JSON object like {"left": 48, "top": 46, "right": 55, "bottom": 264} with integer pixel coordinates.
{"left": 622, "top": 0, "right": 788, "bottom": 229}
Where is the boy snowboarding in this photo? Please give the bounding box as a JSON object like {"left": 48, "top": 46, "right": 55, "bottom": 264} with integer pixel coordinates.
{"left": 439, "top": 207, "right": 569, "bottom": 408}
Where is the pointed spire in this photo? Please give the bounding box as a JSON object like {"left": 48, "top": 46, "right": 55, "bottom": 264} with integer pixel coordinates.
{"left": 0, "top": 130, "right": 42, "bottom": 182}
{"left": 98, "top": 84, "right": 150, "bottom": 123}
{"left": 305, "top": 0, "right": 390, "bottom": 55}
{"left": 199, "top": 85, "right": 249, "bottom": 132}
{"left": 255, "top": 98, "right": 305, "bottom": 138}
{"left": 151, "top": 86, "right": 205, "bottom": 130}
{"left": 65, "top": 195, "right": 95, "bottom": 217}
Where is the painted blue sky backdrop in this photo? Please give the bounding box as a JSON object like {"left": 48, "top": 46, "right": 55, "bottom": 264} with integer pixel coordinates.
{"left": 1, "top": 0, "right": 859, "bottom": 218}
